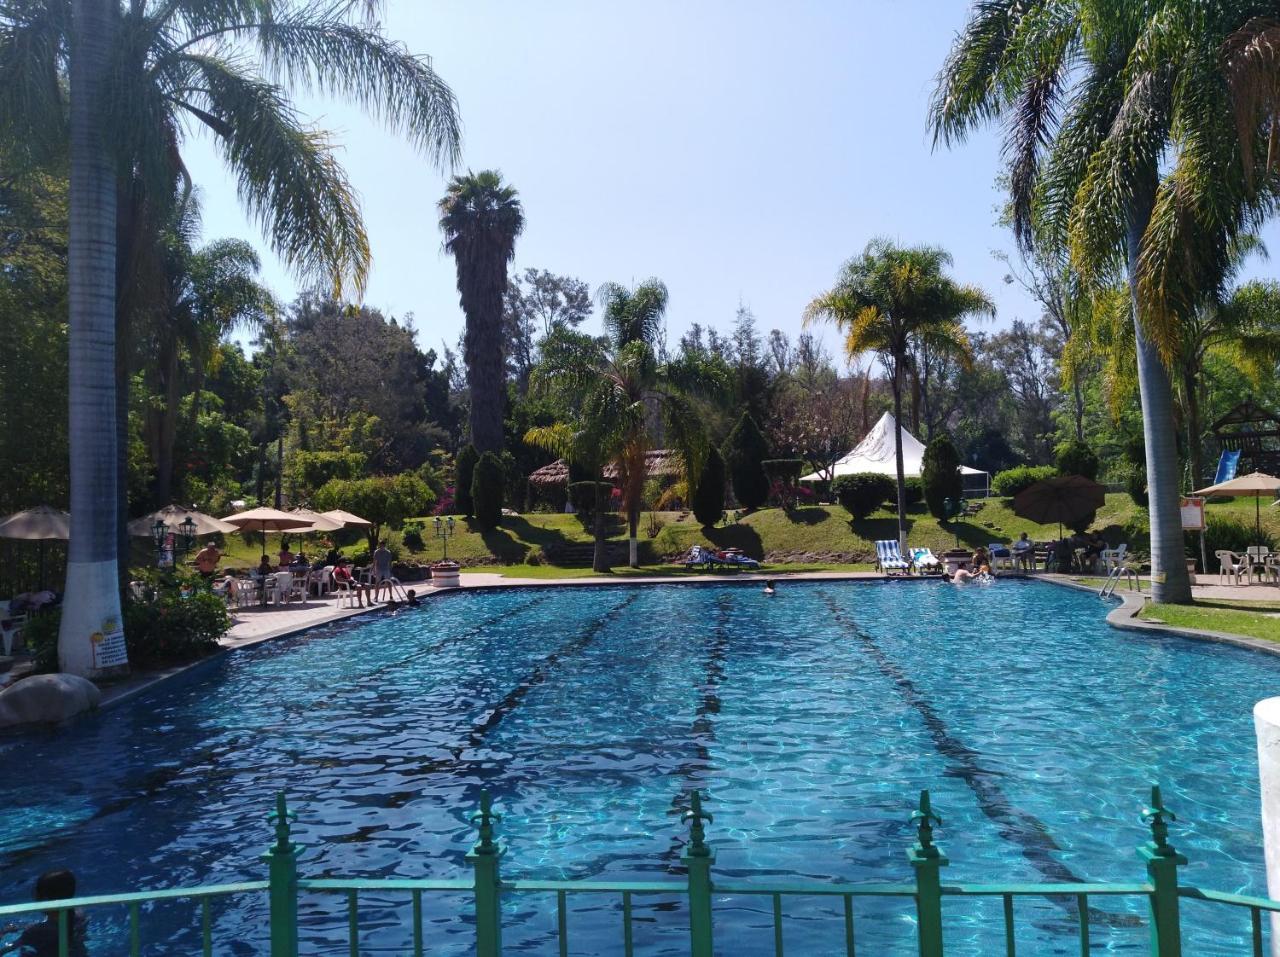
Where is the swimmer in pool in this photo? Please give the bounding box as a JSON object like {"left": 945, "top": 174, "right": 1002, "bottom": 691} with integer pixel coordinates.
{"left": 763, "top": 580, "right": 776, "bottom": 595}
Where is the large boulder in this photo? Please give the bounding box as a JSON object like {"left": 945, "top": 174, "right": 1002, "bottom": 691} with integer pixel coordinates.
{"left": 0, "top": 673, "right": 101, "bottom": 728}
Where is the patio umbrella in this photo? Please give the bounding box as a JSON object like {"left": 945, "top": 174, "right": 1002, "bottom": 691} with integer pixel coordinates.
{"left": 0, "top": 506, "right": 69, "bottom": 590}
{"left": 1195, "top": 471, "right": 1280, "bottom": 539}
{"left": 127, "top": 505, "right": 238, "bottom": 538}
{"left": 319, "top": 509, "right": 373, "bottom": 529}
{"left": 287, "top": 508, "right": 343, "bottom": 533}
{"left": 221, "top": 507, "right": 313, "bottom": 558}
{"left": 1012, "top": 475, "right": 1107, "bottom": 538}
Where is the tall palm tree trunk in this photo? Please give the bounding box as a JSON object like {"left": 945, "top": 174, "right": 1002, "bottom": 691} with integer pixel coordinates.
{"left": 1182, "top": 362, "right": 1204, "bottom": 492}
{"left": 890, "top": 359, "right": 908, "bottom": 552}
{"left": 60, "top": 0, "right": 129, "bottom": 677}
{"left": 592, "top": 484, "right": 610, "bottom": 573}
{"left": 1128, "top": 191, "right": 1192, "bottom": 604}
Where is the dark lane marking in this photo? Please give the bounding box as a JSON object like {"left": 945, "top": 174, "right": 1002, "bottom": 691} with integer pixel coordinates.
{"left": 463, "top": 592, "right": 641, "bottom": 750}
{"left": 819, "top": 591, "right": 1141, "bottom": 930}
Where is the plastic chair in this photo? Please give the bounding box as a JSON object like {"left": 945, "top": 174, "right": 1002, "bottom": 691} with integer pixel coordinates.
{"left": 1099, "top": 544, "right": 1128, "bottom": 575}
{"left": 1247, "top": 546, "right": 1272, "bottom": 585}
{"left": 0, "top": 601, "right": 25, "bottom": 657}
{"left": 1217, "top": 550, "right": 1247, "bottom": 585}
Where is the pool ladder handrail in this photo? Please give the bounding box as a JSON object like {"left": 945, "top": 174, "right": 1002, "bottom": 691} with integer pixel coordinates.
{"left": 1100, "top": 563, "right": 1140, "bottom": 599}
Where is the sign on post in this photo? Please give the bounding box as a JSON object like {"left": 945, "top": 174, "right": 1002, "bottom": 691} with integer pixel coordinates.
{"left": 1180, "top": 497, "right": 1205, "bottom": 531}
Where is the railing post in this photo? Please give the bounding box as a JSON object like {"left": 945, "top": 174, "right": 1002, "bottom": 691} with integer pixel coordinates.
{"left": 682, "top": 790, "right": 716, "bottom": 957}
{"left": 1138, "top": 785, "right": 1187, "bottom": 957}
{"left": 264, "top": 791, "right": 300, "bottom": 957}
{"left": 467, "top": 790, "right": 505, "bottom": 957}
{"left": 907, "top": 789, "right": 948, "bottom": 957}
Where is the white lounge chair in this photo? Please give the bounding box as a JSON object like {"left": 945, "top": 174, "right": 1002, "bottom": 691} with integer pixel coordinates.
{"left": 911, "top": 548, "right": 941, "bottom": 573}
{"left": 1099, "top": 543, "right": 1128, "bottom": 575}
{"left": 875, "top": 540, "right": 911, "bottom": 575}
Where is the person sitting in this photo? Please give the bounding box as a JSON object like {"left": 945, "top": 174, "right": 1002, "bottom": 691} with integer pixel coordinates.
{"left": 193, "top": 542, "right": 221, "bottom": 579}
{"left": 332, "top": 560, "right": 372, "bottom": 608}
{"left": 0, "top": 869, "right": 88, "bottom": 956}
{"left": 1011, "top": 532, "right": 1034, "bottom": 569}
{"left": 256, "top": 555, "right": 274, "bottom": 579}
{"left": 291, "top": 550, "right": 309, "bottom": 567}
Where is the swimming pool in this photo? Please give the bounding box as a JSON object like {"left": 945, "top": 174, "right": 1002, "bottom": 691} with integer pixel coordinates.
{"left": 1, "top": 579, "right": 1277, "bottom": 954}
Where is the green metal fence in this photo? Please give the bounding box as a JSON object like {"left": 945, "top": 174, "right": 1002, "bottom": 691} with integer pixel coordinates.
{"left": 2, "top": 786, "right": 1277, "bottom": 956}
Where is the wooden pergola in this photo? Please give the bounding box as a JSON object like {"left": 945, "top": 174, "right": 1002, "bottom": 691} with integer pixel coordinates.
{"left": 1212, "top": 398, "right": 1280, "bottom": 476}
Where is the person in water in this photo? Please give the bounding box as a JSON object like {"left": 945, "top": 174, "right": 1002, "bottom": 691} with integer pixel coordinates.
{"left": 0, "top": 869, "right": 87, "bottom": 956}
{"left": 763, "top": 580, "right": 776, "bottom": 595}
{"left": 406, "top": 589, "right": 421, "bottom": 607}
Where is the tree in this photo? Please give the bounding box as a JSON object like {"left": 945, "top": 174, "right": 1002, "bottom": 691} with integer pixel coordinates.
{"left": 921, "top": 431, "right": 963, "bottom": 521}
{"left": 314, "top": 474, "right": 435, "bottom": 553}
{"left": 833, "top": 473, "right": 895, "bottom": 521}
{"left": 928, "top": 1, "right": 1255, "bottom": 602}
{"left": 503, "top": 268, "right": 591, "bottom": 393}
{"left": 528, "top": 281, "right": 718, "bottom": 567}
{"left": 691, "top": 446, "right": 726, "bottom": 528}
{"left": 1055, "top": 439, "right": 1100, "bottom": 481}
{"left": 439, "top": 171, "right": 525, "bottom": 453}
{"left": 1, "top": 0, "right": 462, "bottom": 674}
{"left": 805, "top": 239, "right": 993, "bottom": 550}
{"left": 768, "top": 379, "right": 866, "bottom": 484}
{"left": 455, "top": 444, "right": 478, "bottom": 517}
{"left": 723, "top": 412, "right": 770, "bottom": 510}
{"left": 470, "top": 451, "right": 505, "bottom": 531}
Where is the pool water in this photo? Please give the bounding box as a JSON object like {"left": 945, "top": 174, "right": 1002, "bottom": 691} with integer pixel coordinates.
{"left": 1, "top": 579, "right": 1278, "bottom": 954}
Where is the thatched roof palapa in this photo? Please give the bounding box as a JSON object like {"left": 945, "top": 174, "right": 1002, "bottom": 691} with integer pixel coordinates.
{"left": 528, "top": 450, "right": 681, "bottom": 488}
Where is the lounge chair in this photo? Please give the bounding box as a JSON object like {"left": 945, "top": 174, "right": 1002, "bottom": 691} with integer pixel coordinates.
{"left": 988, "top": 542, "right": 1014, "bottom": 571}
{"left": 911, "top": 548, "right": 941, "bottom": 573}
{"left": 875, "top": 540, "right": 911, "bottom": 575}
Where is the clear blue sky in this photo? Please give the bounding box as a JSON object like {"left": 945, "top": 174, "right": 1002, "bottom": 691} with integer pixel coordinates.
{"left": 181, "top": 2, "right": 1277, "bottom": 359}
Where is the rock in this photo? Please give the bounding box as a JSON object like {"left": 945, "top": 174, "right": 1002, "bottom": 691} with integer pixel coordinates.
{"left": 0, "top": 673, "right": 101, "bottom": 728}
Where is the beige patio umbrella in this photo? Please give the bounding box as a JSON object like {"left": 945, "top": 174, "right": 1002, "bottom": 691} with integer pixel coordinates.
{"left": 1194, "top": 471, "right": 1280, "bottom": 539}
{"left": 286, "top": 507, "right": 343, "bottom": 533}
{"left": 0, "top": 506, "right": 70, "bottom": 590}
{"left": 127, "top": 505, "right": 238, "bottom": 537}
{"left": 319, "top": 509, "right": 373, "bottom": 529}
{"left": 222, "top": 507, "right": 314, "bottom": 558}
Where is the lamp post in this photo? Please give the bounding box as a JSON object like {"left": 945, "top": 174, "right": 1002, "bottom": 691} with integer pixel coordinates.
{"left": 151, "top": 519, "right": 169, "bottom": 567}
{"left": 178, "top": 515, "right": 197, "bottom": 561}
{"left": 433, "top": 515, "right": 456, "bottom": 561}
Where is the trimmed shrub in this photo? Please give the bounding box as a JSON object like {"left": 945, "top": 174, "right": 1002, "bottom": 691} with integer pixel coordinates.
{"left": 692, "top": 447, "right": 727, "bottom": 527}
{"left": 991, "top": 464, "right": 1058, "bottom": 498}
{"left": 921, "top": 432, "right": 963, "bottom": 520}
{"left": 834, "top": 472, "right": 895, "bottom": 520}
{"left": 402, "top": 520, "right": 425, "bottom": 552}
{"left": 471, "top": 451, "right": 505, "bottom": 531}
{"left": 1055, "top": 439, "right": 1100, "bottom": 481}
{"left": 902, "top": 477, "right": 924, "bottom": 509}
{"left": 455, "top": 444, "right": 479, "bottom": 516}
{"left": 723, "top": 412, "right": 770, "bottom": 510}
{"left": 1196, "top": 516, "right": 1277, "bottom": 565}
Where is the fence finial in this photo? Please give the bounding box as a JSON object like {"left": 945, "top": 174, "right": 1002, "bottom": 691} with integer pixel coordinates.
{"left": 1142, "top": 784, "right": 1179, "bottom": 857}
{"left": 470, "top": 790, "right": 502, "bottom": 856}
{"left": 267, "top": 791, "right": 297, "bottom": 855}
{"left": 911, "top": 789, "right": 944, "bottom": 859}
{"left": 683, "top": 790, "right": 714, "bottom": 858}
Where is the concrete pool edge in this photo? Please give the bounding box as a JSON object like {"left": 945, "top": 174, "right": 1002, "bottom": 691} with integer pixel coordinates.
{"left": 1040, "top": 574, "right": 1280, "bottom": 658}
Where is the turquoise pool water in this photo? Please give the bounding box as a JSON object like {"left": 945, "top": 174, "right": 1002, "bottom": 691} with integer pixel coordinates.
{"left": 1, "top": 579, "right": 1277, "bottom": 954}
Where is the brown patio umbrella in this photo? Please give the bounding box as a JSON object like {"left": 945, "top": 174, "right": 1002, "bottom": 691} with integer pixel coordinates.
{"left": 1194, "top": 471, "right": 1280, "bottom": 539}
{"left": 222, "top": 507, "right": 314, "bottom": 558}
{"left": 319, "top": 509, "right": 374, "bottom": 529}
{"left": 127, "top": 505, "right": 238, "bottom": 537}
{"left": 1012, "top": 475, "right": 1107, "bottom": 538}
{"left": 0, "top": 506, "right": 70, "bottom": 590}
{"left": 286, "top": 508, "right": 343, "bottom": 533}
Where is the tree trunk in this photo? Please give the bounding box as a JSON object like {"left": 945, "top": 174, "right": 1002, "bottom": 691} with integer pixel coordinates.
{"left": 1182, "top": 362, "right": 1203, "bottom": 492}
{"left": 1127, "top": 189, "right": 1192, "bottom": 604}
{"left": 60, "top": 0, "right": 128, "bottom": 677}
{"left": 890, "top": 360, "right": 908, "bottom": 552}
{"left": 1071, "top": 373, "right": 1086, "bottom": 442}
{"left": 592, "top": 485, "right": 609, "bottom": 573}
{"left": 463, "top": 277, "right": 507, "bottom": 455}
{"left": 628, "top": 506, "right": 640, "bottom": 568}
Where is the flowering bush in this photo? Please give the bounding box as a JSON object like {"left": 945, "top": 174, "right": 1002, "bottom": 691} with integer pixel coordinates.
{"left": 434, "top": 487, "right": 456, "bottom": 516}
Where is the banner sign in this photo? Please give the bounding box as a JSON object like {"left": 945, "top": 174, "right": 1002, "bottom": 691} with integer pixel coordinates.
{"left": 1180, "top": 496, "right": 1206, "bottom": 531}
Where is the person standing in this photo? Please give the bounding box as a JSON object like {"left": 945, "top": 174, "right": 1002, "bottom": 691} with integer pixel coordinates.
{"left": 372, "top": 540, "right": 394, "bottom": 601}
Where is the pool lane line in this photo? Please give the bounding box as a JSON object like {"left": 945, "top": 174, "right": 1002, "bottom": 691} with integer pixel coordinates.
{"left": 462, "top": 591, "right": 642, "bottom": 752}
{"left": 818, "top": 592, "right": 1141, "bottom": 931}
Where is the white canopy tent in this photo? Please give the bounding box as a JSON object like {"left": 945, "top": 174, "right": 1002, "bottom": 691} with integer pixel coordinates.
{"left": 799, "top": 412, "right": 990, "bottom": 496}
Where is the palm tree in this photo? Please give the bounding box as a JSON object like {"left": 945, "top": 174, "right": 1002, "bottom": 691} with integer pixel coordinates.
{"left": 928, "top": 1, "right": 1262, "bottom": 603}
{"left": 438, "top": 171, "right": 525, "bottom": 455}
{"left": 2, "top": 0, "right": 461, "bottom": 674}
{"left": 528, "top": 281, "right": 719, "bottom": 568}
{"left": 805, "top": 239, "right": 993, "bottom": 550}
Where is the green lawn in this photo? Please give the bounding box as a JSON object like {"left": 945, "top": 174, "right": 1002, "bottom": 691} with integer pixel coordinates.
{"left": 1140, "top": 601, "right": 1280, "bottom": 642}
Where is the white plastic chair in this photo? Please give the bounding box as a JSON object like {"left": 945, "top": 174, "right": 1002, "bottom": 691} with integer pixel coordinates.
{"left": 266, "top": 573, "right": 288, "bottom": 605}
{"left": 1247, "top": 546, "right": 1272, "bottom": 585}
{"left": 0, "top": 601, "right": 25, "bottom": 657}
{"left": 1099, "top": 544, "right": 1128, "bottom": 575}
{"left": 1217, "top": 550, "right": 1247, "bottom": 585}
{"left": 334, "top": 578, "right": 362, "bottom": 608}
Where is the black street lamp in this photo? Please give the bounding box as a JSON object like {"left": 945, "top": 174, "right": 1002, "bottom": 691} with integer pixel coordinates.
{"left": 178, "top": 515, "right": 198, "bottom": 559}
{"left": 151, "top": 519, "right": 169, "bottom": 567}
{"left": 433, "top": 515, "right": 456, "bottom": 561}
